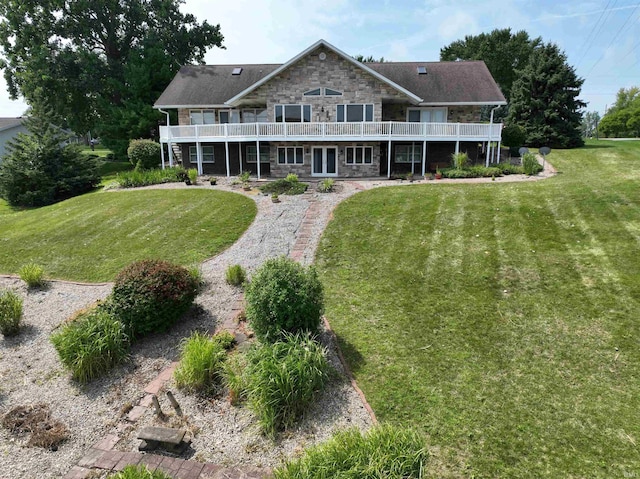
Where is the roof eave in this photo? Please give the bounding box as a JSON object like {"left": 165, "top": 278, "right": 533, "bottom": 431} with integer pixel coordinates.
{"left": 418, "top": 101, "right": 507, "bottom": 106}
{"left": 226, "top": 39, "right": 423, "bottom": 106}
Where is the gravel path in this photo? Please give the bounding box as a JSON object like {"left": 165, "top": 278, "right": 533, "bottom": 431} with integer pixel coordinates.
{"left": 0, "top": 166, "right": 556, "bottom": 478}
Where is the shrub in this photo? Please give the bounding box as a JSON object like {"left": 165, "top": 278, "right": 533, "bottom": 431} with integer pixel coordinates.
{"left": 188, "top": 168, "right": 198, "bottom": 184}
{"left": 285, "top": 173, "right": 299, "bottom": 183}
{"left": 245, "top": 257, "right": 323, "bottom": 342}
{"left": 108, "top": 465, "right": 173, "bottom": 479}
{"left": 260, "top": 179, "right": 307, "bottom": 195}
{"left": 108, "top": 260, "right": 199, "bottom": 338}
{"left": 239, "top": 171, "right": 251, "bottom": 182}
{"left": 0, "top": 290, "right": 23, "bottom": 336}
{"left": 273, "top": 425, "right": 429, "bottom": 479}
{"left": 451, "top": 152, "right": 469, "bottom": 169}
{"left": 501, "top": 124, "right": 527, "bottom": 152}
{"left": 0, "top": 114, "right": 100, "bottom": 207}
{"left": 522, "top": 152, "right": 543, "bottom": 175}
{"left": 127, "top": 139, "right": 161, "bottom": 170}
{"left": 19, "top": 263, "right": 45, "bottom": 288}
{"left": 51, "top": 309, "right": 129, "bottom": 383}
{"left": 116, "top": 167, "right": 188, "bottom": 188}
{"left": 225, "top": 264, "right": 246, "bottom": 286}
{"left": 318, "top": 178, "right": 335, "bottom": 193}
{"left": 174, "top": 331, "right": 235, "bottom": 393}
{"left": 493, "top": 163, "right": 525, "bottom": 175}
{"left": 244, "top": 333, "right": 329, "bottom": 435}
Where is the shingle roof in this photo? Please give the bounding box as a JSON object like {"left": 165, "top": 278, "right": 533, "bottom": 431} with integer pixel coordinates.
{"left": 154, "top": 60, "right": 506, "bottom": 108}
{"left": 368, "top": 61, "right": 506, "bottom": 104}
{"left": 0, "top": 117, "right": 24, "bottom": 132}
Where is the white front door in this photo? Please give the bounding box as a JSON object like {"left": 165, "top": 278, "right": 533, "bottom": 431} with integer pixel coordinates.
{"left": 312, "top": 147, "right": 338, "bottom": 177}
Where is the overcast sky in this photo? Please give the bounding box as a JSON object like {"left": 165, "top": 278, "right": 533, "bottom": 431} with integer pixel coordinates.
{"left": 1, "top": 0, "right": 638, "bottom": 117}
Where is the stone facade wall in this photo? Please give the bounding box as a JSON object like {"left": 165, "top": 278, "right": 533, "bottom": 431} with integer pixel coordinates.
{"left": 178, "top": 109, "right": 190, "bottom": 126}
{"left": 241, "top": 46, "right": 410, "bottom": 123}
{"left": 448, "top": 106, "right": 482, "bottom": 122}
{"left": 270, "top": 141, "right": 380, "bottom": 178}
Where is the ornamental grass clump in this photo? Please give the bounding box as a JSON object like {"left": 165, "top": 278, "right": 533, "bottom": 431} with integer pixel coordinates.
{"left": 0, "top": 289, "right": 23, "bottom": 336}
{"left": 174, "top": 331, "right": 235, "bottom": 393}
{"left": 245, "top": 256, "right": 323, "bottom": 342}
{"left": 51, "top": 309, "right": 129, "bottom": 383}
{"left": 243, "top": 333, "right": 329, "bottom": 436}
{"left": 273, "top": 425, "right": 429, "bottom": 479}
{"left": 18, "top": 263, "right": 45, "bottom": 288}
{"left": 108, "top": 465, "right": 173, "bottom": 479}
{"left": 522, "top": 152, "right": 543, "bottom": 175}
{"left": 225, "top": 264, "right": 246, "bottom": 286}
{"left": 107, "top": 259, "right": 199, "bottom": 338}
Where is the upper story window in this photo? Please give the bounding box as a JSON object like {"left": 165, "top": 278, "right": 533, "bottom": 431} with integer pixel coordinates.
{"left": 275, "top": 105, "right": 311, "bottom": 123}
{"left": 336, "top": 104, "right": 374, "bottom": 122}
{"left": 407, "top": 108, "right": 447, "bottom": 123}
{"left": 324, "top": 88, "right": 342, "bottom": 96}
{"left": 219, "top": 110, "right": 240, "bottom": 124}
{"left": 242, "top": 109, "right": 268, "bottom": 123}
{"left": 303, "top": 88, "right": 321, "bottom": 96}
{"left": 190, "top": 110, "right": 215, "bottom": 125}
{"left": 302, "top": 87, "right": 342, "bottom": 96}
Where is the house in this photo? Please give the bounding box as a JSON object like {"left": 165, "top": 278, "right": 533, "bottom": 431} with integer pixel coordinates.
{"left": 0, "top": 118, "right": 28, "bottom": 163}
{"left": 154, "top": 40, "right": 506, "bottom": 179}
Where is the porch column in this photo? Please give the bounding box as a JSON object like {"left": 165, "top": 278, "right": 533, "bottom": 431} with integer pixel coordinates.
{"left": 256, "top": 140, "right": 261, "bottom": 179}
{"left": 196, "top": 142, "right": 203, "bottom": 175}
{"left": 411, "top": 142, "right": 415, "bottom": 175}
{"left": 238, "top": 143, "right": 243, "bottom": 173}
{"left": 168, "top": 141, "right": 174, "bottom": 167}
{"left": 225, "top": 141, "right": 230, "bottom": 177}
{"left": 496, "top": 141, "right": 502, "bottom": 164}
{"left": 387, "top": 140, "right": 392, "bottom": 179}
{"left": 455, "top": 141, "right": 460, "bottom": 155}
{"left": 421, "top": 140, "right": 427, "bottom": 176}
{"left": 161, "top": 143, "right": 166, "bottom": 170}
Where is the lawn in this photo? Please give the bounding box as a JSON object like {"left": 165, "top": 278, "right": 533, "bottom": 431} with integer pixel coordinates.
{"left": 0, "top": 189, "right": 256, "bottom": 282}
{"left": 316, "top": 140, "right": 640, "bottom": 477}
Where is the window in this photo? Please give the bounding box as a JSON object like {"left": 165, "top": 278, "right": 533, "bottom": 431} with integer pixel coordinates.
{"left": 407, "top": 108, "right": 447, "bottom": 123}
{"left": 219, "top": 110, "right": 240, "bottom": 124}
{"left": 417, "top": 66, "right": 427, "bottom": 75}
{"left": 395, "top": 144, "right": 422, "bottom": 163}
{"left": 303, "top": 88, "right": 321, "bottom": 96}
{"left": 246, "top": 145, "right": 270, "bottom": 163}
{"left": 324, "top": 88, "right": 342, "bottom": 96}
{"left": 336, "top": 104, "right": 374, "bottom": 122}
{"left": 242, "top": 109, "right": 267, "bottom": 123}
{"left": 189, "top": 146, "right": 215, "bottom": 163}
{"left": 275, "top": 105, "right": 311, "bottom": 122}
{"left": 189, "top": 110, "right": 215, "bottom": 125}
{"left": 277, "top": 147, "right": 304, "bottom": 165}
{"left": 232, "top": 67, "right": 243, "bottom": 75}
{"left": 345, "top": 146, "right": 373, "bottom": 165}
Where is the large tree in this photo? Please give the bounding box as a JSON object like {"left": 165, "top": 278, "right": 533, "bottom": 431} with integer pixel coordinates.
{"left": 507, "top": 43, "right": 585, "bottom": 148}
{"left": 598, "top": 87, "right": 640, "bottom": 137}
{"left": 0, "top": 0, "right": 224, "bottom": 157}
{"left": 440, "top": 28, "right": 541, "bottom": 101}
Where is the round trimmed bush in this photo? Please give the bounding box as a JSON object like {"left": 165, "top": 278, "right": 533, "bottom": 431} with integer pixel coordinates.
{"left": 245, "top": 257, "right": 323, "bottom": 342}
{"left": 109, "top": 260, "right": 199, "bottom": 338}
{"left": 127, "top": 139, "right": 161, "bottom": 170}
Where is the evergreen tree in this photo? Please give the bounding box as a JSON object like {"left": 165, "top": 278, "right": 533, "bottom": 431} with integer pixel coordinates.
{"left": 507, "top": 43, "right": 585, "bottom": 148}
{"left": 0, "top": 114, "right": 100, "bottom": 207}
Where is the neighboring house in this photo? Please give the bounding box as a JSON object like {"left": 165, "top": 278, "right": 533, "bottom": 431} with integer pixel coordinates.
{"left": 0, "top": 118, "right": 28, "bottom": 164}
{"left": 155, "top": 40, "right": 506, "bottom": 178}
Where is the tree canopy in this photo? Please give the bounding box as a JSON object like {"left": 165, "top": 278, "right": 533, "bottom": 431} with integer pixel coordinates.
{"left": 507, "top": 43, "right": 585, "bottom": 148}
{"left": 354, "top": 55, "right": 385, "bottom": 63}
{"left": 440, "top": 28, "right": 541, "bottom": 101}
{"left": 0, "top": 0, "right": 224, "bottom": 157}
{"left": 598, "top": 87, "right": 640, "bottom": 138}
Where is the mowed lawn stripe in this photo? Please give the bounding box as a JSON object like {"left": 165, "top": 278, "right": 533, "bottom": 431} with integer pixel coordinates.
{"left": 316, "top": 141, "right": 640, "bottom": 477}
{"left": 0, "top": 189, "right": 256, "bottom": 282}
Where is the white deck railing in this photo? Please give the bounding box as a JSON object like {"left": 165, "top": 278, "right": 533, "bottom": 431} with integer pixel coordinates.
{"left": 160, "top": 122, "right": 502, "bottom": 142}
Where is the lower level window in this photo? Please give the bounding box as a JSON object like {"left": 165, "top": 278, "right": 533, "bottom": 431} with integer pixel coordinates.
{"left": 395, "top": 144, "right": 422, "bottom": 163}
{"left": 346, "top": 146, "right": 373, "bottom": 164}
{"left": 189, "top": 145, "right": 215, "bottom": 163}
{"left": 246, "top": 145, "right": 270, "bottom": 163}
{"left": 278, "top": 147, "right": 304, "bottom": 165}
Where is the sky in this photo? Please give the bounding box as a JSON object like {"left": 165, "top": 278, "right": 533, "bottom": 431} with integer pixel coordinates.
{"left": 1, "top": 0, "right": 638, "bottom": 118}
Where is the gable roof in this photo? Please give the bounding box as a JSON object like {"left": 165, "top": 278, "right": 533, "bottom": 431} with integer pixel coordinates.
{"left": 0, "top": 117, "right": 24, "bottom": 133}
{"left": 154, "top": 41, "right": 506, "bottom": 109}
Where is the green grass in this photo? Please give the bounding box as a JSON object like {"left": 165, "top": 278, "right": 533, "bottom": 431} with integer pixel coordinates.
{"left": 316, "top": 139, "right": 640, "bottom": 477}
{"left": 81, "top": 146, "right": 113, "bottom": 158}
{"left": 99, "top": 160, "right": 133, "bottom": 184}
{"left": 0, "top": 189, "right": 256, "bottom": 282}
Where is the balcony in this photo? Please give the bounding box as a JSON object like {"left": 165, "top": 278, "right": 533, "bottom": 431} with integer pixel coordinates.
{"left": 159, "top": 121, "right": 502, "bottom": 143}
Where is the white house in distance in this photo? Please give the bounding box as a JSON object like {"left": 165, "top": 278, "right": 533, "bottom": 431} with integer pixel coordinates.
{"left": 0, "top": 118, "right": 28, "bottom": 163}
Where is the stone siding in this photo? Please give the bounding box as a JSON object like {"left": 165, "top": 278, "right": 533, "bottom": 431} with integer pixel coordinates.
{"left": 448, "top": 106, "right": 482, "bottom": 122}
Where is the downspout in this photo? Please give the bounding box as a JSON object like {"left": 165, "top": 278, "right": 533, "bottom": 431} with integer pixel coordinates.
{"left": 486, "top": 105, "right": 500, "bottom": 167}
{"left": 158, "top": 108, "right": 174, "bottom": 167}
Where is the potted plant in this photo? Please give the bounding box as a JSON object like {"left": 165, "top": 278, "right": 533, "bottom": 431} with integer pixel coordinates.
{"left": 242, "top": 181, "right": 251, "bottom": 191}
{"left": 210, "top": 177, "right": 217, "bottom": 186}
{"left": 435, "top": 168, "right": 442, "bottom": 180}
{"left": 271, "top": 193, "right": 280, "bottom": 203}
